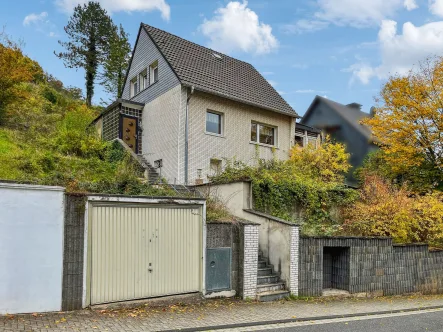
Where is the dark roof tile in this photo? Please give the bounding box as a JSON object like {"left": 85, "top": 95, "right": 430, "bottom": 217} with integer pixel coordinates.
{"left": 143, "top": 24, "right": 297, "bottom": 117}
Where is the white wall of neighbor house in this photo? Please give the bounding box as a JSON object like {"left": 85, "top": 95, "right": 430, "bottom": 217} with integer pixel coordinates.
{"left": 0, "top": 183, "right": 65, "bottom": 314}
{"left": 188, "top": 91, "right": 296, "bottom": 185}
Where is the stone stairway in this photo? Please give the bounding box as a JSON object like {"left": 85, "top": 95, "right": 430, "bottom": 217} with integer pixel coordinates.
{"left": 256, "top": 250, "right": 290, "bottom": 302}
{"left": 136, "top": 155, "right": 160, "bottom": 184}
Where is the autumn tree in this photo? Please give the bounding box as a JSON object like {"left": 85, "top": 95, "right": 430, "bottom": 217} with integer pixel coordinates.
{"left": 100, "top": 24, "right": 131, "bottom": 99}
{"left": 56, "top": 2, "right": 114, "bottom": 106}
{"left": 364, "top": 57, "right": 443, "bottom": 189}
{"left": 289, "top": 137, "right": 351, "bottom": 183}
{"left": 0, "top": 34, "right": 43, "bottom": 124}
{"left": 342, "top": 174, "right": 443, "bottom": 246}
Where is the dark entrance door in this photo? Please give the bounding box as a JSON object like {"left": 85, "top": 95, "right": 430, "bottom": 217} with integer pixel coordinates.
{"left": 120, "top": 115, "right": 138, "bottom": 153}
{"left": 323, "top": 247, "right": 350, "bottom": 291}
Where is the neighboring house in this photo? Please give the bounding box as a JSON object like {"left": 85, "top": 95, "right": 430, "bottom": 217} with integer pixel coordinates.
{"left": 301, "top": 96, "right": 377, "bottom": 185}
{"left": 93, "top": 23, "right": 298, "bottom": 185}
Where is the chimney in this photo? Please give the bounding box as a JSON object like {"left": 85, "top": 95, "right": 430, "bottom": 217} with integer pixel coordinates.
{"left": 370, "top": 106, "right": 376, "bottom": 117}
{"left": 347, "top": 102, "right": 362, "bottom": 111}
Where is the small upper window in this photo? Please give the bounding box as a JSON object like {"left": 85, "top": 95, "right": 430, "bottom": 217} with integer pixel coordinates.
{"left": 139, "top": 69, "right": 148, "bottom": 90}
{"left": 206, "top": 111, "right": 222, "bottom": 135}
{"left": 251, "top": 122, "right": 276, "bottom": 146}
{"left": 150, "top": 60, "right": 159, "bottom": 84}
{"left": 130, "top": 77, "right": 138, "bottom": 97}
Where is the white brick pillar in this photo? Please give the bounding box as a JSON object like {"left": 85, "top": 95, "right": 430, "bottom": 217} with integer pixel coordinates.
{"left": 243, "top": 224, "right": 259, "bottom": 299}
{"left": 288, "top": 225, "right": 300, "bottom": 295}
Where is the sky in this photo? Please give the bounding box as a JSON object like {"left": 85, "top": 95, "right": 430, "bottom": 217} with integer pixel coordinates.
{"left": 2, "top": 0, "right": 443, "bottom": 116}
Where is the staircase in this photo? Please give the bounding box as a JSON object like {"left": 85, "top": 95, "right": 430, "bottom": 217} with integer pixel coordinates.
{"left": 256, "top": 250, "right": 290, "bottom": 302}
{"left": 136, "top": 155, "right": 161, "bottom": 184}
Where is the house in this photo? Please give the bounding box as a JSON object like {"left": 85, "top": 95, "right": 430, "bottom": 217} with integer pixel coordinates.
{"left": 93, "top": 23, "right": 299, "bottom": 185}
{"left": 301, "top": 95, "right": 377, "bottom": 185}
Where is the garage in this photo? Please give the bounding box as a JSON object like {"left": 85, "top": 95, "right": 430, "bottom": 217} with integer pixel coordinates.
{"left": 86, "top": 199, "right": 205, "bottom": 305}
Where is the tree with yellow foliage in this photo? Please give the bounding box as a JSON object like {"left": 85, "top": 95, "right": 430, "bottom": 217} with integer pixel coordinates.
{"left": 0, "top": 33, "right": 43, "bottom": 124}
{"left": 363, "top": 57, "right": 443, "bottom": 189}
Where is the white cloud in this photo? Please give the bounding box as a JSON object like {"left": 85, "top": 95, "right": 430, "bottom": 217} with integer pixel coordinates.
{"left": 314, "top": 0, "right": 404, "bottom": 27}
{"left": 282, "top": 19, "right": 329, "bottom": 34}
{"left": 286, "top": 0, "right": 413, "bottom": 33}
{"left": 346, "top": 20, "right": 443, "bottom": 84}
{"left": 267, "top": 80, "right": 277, "bottom": 87}
{"left": 54, "top": 0, "right": 171, "bottom": 20}
{"left": 404, "top": 0, "right": 418, "bottom": 10}
{"left": 199, "top": 1, "right": 278, "bottom": 55}
{"left": 430, "top": 0, "right": 443, "bottom": 16}
{"left": 23, "top": 12, "right": 58, "bottom": 37}
{"left": 23, "top": 12, "right": 48, "bottom": 26}
{"left": 294, "top": 89, "right": 328, "bottom": 94}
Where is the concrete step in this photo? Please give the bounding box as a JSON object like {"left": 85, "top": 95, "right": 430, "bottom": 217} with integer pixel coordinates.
{"left": 256, "top": 290, "right": 289, "bottom": 302}
{"left": 257, "top": 260, "right": 268, "bottom": 268}
{"left": 257, "top": 267, "right": 273, "bottom": 276}
{"left": 257, "top": 275, "right": 280, "bottom": 285}
{"left": 256, "top": 282, "right": 286, "bottom": 293}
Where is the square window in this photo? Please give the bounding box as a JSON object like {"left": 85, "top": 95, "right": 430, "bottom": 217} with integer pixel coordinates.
{"left": 150, "top": 60, "right": 159, "bottom": 84}
{"left": 251, "top": 122, "right": 276, "bottom": 146}
{"left": 206, "top": 111, "right": 222, "bottom": 135}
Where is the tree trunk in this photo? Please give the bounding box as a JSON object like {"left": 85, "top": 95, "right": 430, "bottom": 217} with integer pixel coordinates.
{"left": 85, "top": 37, "right": 97, "bottom": 107}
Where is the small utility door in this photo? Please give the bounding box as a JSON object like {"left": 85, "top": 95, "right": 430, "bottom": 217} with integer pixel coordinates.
{"left": 120, "top": 115, "right": 138, "bottom": 153}
{"left": 89, "top": 204, "right": 203, "bottom": 305}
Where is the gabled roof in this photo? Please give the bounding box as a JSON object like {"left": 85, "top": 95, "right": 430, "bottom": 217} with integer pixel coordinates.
{"left": 140, "top": 24, "right": 298, "bottom": 117}
{"left": 302, "top": 96, "right": 372, "bottom": 140}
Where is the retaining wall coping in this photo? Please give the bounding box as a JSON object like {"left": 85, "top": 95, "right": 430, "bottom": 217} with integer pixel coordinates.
{"left": 243, "top": 209, "right": 300, "bottom": 226}
{"left": 207, "top": 219, "right": 260, "bottom": 226}
{"left": 301, "top": 236, "right": 392, "bottom": 240}
{"left": 76, "top": 193, "right": 206, "bottom": 201}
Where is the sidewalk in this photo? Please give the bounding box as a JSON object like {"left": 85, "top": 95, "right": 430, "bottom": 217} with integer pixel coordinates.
{"left": 2, "top": 294, "right": 443, "bottom": 332}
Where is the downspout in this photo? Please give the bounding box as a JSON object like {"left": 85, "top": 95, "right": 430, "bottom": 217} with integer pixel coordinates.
{"left": 185, "top": 86, "right": 195, "bottom": 185}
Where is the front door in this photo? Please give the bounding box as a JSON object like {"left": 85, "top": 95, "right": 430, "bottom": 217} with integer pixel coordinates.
{"left": 120, "top": 115, "right": 138, "bottom": 153}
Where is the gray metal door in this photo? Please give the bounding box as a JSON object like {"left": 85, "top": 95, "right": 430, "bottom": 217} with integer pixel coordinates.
{"left": 206, "top": 248, "right": 231, "bottom": 291}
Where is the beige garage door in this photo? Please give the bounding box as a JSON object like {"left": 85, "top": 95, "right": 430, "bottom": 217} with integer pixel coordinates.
{"left": 89, "top": 203, "right": 203, "bottom": 305}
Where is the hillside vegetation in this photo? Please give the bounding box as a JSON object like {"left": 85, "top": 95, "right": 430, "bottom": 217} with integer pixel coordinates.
{"left": 0, "top": 37, "right": 172, "bottom": 196}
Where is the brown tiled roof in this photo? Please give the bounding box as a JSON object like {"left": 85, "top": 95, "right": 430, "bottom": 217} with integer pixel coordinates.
{"left": 143, "top": 24, "right": 298, "bottom": 117}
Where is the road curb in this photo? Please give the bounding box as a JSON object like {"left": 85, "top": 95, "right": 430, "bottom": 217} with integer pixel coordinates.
{"left": 159, "top": 305, "right": 443, "bottom": 332}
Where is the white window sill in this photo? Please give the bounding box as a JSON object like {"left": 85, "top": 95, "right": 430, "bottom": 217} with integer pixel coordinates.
{"left": 205, "top": 132, "right": 225, "bottom": 138}
{"left": 250, "top": 141, "right": 278, "bottom": 149}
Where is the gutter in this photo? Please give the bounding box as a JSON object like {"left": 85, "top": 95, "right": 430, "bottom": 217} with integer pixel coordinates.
{"left": 185, "top": 86, "right": 195, "bottom": 185}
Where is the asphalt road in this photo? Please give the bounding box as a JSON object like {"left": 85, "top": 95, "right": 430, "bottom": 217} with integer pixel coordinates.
{"left": 249, "top": 309, "right": 443, "bottom": 332}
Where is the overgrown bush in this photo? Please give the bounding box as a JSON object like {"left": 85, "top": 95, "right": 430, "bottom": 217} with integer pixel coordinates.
{"left": 341, "top": 174, "right": 443, "bottom": 246}
{"left": 212, "top": 141, "right": 357, "bottom": 235}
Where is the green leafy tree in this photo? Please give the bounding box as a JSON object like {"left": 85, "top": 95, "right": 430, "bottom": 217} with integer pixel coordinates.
{"left": 101, "top": 24, "right": 131, "bottom": 99}
{"left": 55, "top": 2, "right": 114, "bottom": 106}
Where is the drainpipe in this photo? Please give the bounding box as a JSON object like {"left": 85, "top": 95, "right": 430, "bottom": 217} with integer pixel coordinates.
{"left": 184, "top": 86, "right": 195, "bottom": 185}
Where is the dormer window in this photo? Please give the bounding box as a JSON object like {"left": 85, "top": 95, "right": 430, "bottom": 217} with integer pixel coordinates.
{"left": 150, "top": 60, "right": 158, "bottom": 84}
{"left": 130, "top": 77, "right": 138, "bottom": 97}
{"left": 139, "top": 69, "right": 148, "bottom": 90}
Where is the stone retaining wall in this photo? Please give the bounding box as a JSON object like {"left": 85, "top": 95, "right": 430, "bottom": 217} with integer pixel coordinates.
{"left": 299, "top": 237, "right": 443, "bottom": 297}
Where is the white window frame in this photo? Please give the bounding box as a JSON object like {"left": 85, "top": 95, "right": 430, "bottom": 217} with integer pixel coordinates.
{"left": 250, "top": 122, "right": 277, "bottom": 147}
{"left": 205, "top": 110, "right": 224, "bottom": 137}
{"left": 149, "top": 60, "right": 159, "bottom": 85}
{"left": 139, "top": 69, "right": 148, "bottom": 91}
{"left": 130, "top": 77, "right": 138, "bottom": 97}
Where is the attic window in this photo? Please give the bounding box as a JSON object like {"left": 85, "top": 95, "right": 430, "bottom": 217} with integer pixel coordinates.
{"left": 212, "top": 53, "right": 222, "bottom": 60}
